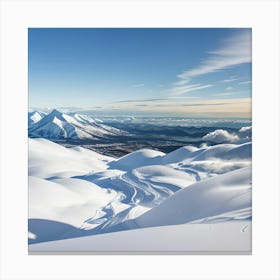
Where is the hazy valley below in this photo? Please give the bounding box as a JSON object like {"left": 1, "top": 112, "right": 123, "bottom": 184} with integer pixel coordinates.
{"left": 29, "top": 110, "right": 251, "bottom": 157}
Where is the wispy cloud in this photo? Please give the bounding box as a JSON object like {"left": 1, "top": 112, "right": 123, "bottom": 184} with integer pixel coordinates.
{"left": 173, "top": 78, "right": 191, "bottom": 86}
{"left": 222, "top": 77, "right": 240, "bottom": 83}
{"left": 168, "top": 96, "right": 201, "bottom": 99}
{"left": 214, "top": 92, "right": 234, "bottom": 96}
{"left": 169, "top": 83, "right": 213, "bottom": 96}
{"left": 167, "top": 30, "right": 251, "bottom": 98}
{"left": 239, "top": 81, "right": 251, "bottom": 85}
{"left": 132, "top": 83, "right": 145, "bottom": 88}
{"left": 174, "top": 29, "right": 251, "bottom": 84}
{"left": 114, "top": 98, "right": 167, "bottom": 103}
{"left": 226, "top": 86, "right": 234, "bottom": 90}
{"left": 181, "top": 102, "right": 230, "bottom": 107}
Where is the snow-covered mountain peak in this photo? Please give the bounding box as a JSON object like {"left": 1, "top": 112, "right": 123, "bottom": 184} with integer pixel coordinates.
{"left": 28, "top": 111, "right": 46, "bottom": 125}
{"left": 35, "top": 109, "right": 63, "bottom": 124}
{"left": 28, "top": 109, "right": 128, "bottom": 140}
{"left": 49, "top": 108, "right": 62, "bottom": 116}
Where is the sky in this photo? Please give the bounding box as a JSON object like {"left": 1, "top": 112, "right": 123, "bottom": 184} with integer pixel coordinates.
{"left": 28, "top": 28, "right": 252, "bottom": 117}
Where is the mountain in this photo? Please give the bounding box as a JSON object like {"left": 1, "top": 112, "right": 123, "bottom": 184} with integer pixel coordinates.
{"left": 28, "top": 109, "right": 127, "bottom": 140}
{"left": 28, "top": 111, "right": 46, "bottom": 126}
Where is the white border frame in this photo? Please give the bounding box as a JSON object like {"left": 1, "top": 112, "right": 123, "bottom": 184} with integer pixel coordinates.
{"left": 1, "top": 0, "right": 279, "bottom": 279}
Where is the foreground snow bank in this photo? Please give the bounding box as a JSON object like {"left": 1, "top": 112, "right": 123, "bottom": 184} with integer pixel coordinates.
{"left": 29, "top": 221, "right": 251, "bottom": 253}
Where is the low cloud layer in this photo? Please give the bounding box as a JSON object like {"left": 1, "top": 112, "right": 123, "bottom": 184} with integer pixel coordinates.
{"left": 202, "top": 126, "right": 252, "bottom": 144}
{"left": 106, "top": 98, "right": 251, "bottom": 118}
{"left": 189, "top": 159, "right": 251, "bottom": 175}
{"left": 238, "top": 126, "right": 252, "bottom": 139}
{"left": 202, "top": 129, "right": 240, "bottom": 143}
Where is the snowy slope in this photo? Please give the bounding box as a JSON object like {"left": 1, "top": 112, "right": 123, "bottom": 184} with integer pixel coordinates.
{"left": 161, "top": 146, "right": 199, "bottom": 164}
{"left": 29, "top": 221, "right": 251, "bottom": 252}
{"left": 84, "top": 165, "right": 197, "bottom": 207}
{"left": 28, "top": 109, "right": 127, "bottom": 140}
{"left": 28, "top": 137, "right": 252, "bottom": 249}
{"left": 29, "top": 138, "right": 114, "bottom": 178}
{"left": 162, "top": 142, "right": 252, "bottom": 177}
{"left": 124, "top": 167, "right": 251, "bottom": 229}
{"left": 160, "top": 142, "right": 252, "bottom": 163}
{"left": 109, "top": 149, "right": 166, "bottom": 170}
{"left": 192, "top": 142, "right": 252, "bottom": 161}
{"left": 29, "top": 176, "right": 118, "bottom": 227}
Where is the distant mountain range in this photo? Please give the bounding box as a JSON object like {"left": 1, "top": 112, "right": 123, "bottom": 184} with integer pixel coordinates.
{"left": 28, "top": 109, "right": 128, "bottom": 140}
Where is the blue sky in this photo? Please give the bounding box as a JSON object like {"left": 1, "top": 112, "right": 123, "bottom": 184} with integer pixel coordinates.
{"left": 29, "top": 28, "right": 251, "bottom": 117}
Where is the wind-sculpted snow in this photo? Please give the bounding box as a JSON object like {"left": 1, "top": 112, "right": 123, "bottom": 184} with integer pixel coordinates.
{"left": 87, "top": 165, "right": 196, "bottom": 206}
{"left": 28, "top": 137, "right": 252, "bottom": 247}
{"left": 122, "top": 167, "right": 251, "bottom": 230}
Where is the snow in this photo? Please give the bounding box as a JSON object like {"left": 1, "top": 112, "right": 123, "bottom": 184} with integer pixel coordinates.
{"left": 29, "top": 176, "right": 118, "bottom": 228}
{"left": 109, "top": 149, "right": 165, "bottom": 170}
{"left": 89, "top": 164, "right": 197, "bottom": 207}
{"left": 28, "top": 109, "right": 127, "bottom": 140}
{"left": 161, "top": 146, "right": 199, "bottom": 164}
{"left": 191, "top": 142, "right": 252, "bottom": 161}
{"left": 28, "top": 134, "right": 252, "bottom": 251}
{"left": 29, "top": 138, "right": 113, "bottom": 178}
{"left": 29, "top": 221, "right": 251, "bottom": 252}
{"left": 28, "top": 111, "right": 46, "bottom": 125}
{"left": 127, "top": 167, "right": 251, "bottom": 229}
